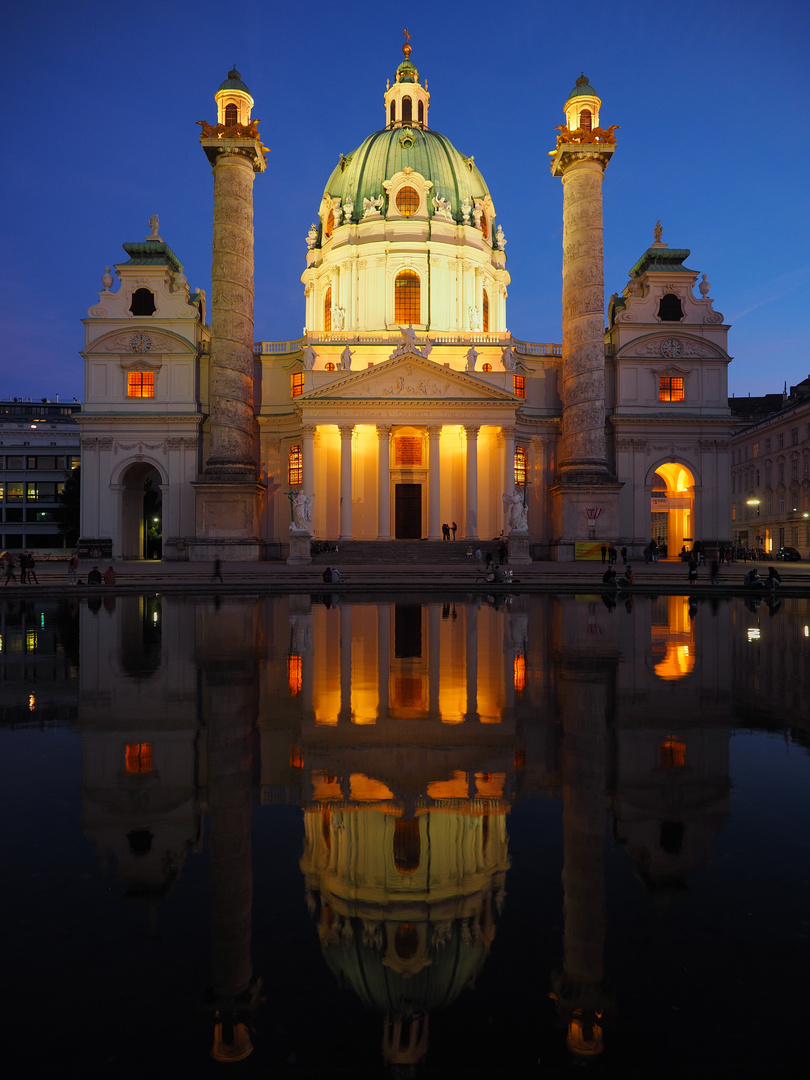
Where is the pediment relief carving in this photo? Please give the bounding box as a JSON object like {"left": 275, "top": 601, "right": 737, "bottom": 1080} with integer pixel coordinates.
{"left": 301, "top": 353, "right": 516, "bottom": 403}
{"left": 85, "top": 329, "right": 196, "bottom": 356}
{"left": 618, "top": 334, "right": 727, "bottom": 360}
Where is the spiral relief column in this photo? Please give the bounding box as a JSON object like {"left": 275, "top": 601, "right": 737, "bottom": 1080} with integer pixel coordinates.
{"left": 549, "top": 76, "right": 622, "bottom": 560}
{"left": 193, "top": 69, "right": 267, "bottom": 561}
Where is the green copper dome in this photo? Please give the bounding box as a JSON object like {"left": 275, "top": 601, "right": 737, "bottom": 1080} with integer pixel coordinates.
{"left": 217, "top": 66, "right": 251, "bottom": 94}
{"left": 322, "top": 126, "right": 491, "bottom": 225}
{"left": 566, "top": 73, "right": 598, "bottom": 100}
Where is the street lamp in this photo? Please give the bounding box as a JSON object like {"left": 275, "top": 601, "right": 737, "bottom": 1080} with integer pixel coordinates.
{"left": 746, "top": 498, "right": 760, "bottom": 518}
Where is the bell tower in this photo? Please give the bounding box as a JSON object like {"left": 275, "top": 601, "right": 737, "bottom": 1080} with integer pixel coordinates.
{"left": 549, "top": 75, "right": 622, "bottom": 560}
{"left": 192, "top": 68, "right": 268, "bottom": 560}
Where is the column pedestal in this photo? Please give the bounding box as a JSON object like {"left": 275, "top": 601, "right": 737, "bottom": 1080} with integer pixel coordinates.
{"left": 549, "top": 481, "right": 622, "bottom": 562}
{"left": 190, "top": 478, "right": 265, "bottom": 561}
{"left": 287, "top": 532, "right": 312, "bottom": 565}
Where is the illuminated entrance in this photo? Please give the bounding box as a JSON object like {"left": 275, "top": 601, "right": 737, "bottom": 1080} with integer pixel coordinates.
{"left": 651, "top": 463, "right": 694, "bottom": 556}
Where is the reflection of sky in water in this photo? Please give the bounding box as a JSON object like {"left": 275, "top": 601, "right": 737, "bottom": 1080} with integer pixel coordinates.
{"left": 1, "top": 593, "right": 809, "bottom": 1073}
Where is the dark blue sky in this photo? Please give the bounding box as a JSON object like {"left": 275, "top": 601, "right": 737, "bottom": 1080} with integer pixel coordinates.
{"left": 2, "top": 0, "right": 808, "bottom": 402}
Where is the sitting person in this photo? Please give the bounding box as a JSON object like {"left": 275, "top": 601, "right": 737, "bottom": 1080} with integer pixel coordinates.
{"left": 766, "top": 566, "right": 782, "bottom": 589}
{"left": 103, "top": 566, "right": 116, "bottom": 585}
{"left": 87, "top": 565, "right": 102, "bottom": 584}
{"left": 322, "top": 566, "right": 333, "bottom": 583}
{"left": 331, "top": 567, "right": 340, "bottom": 583}
{"left": 618, "top": 565, "right": 635, "bottom": 587}
{"left": 744, "top": 568, "right": 763, "bottom": 588}
{"left": 602, "top": 566, "right": 618, "bottom": 585}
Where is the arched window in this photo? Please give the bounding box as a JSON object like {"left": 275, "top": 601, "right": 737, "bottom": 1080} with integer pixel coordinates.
{"left": 482, "top": 290, "right": 490, "bottom": 332}
{"left": 323, "top": 286, "right": 332, "bottom": 331}
{"left": 324, "top": 362, "right": 335, "bottom": 371}
{"left": 402, "top": 96, "right": 413, "bottom": 124}
{"left": 580, "top": 108, "right": 592, "bottom": 132}
{"left": 288, "top": 444, "right": 302, "bottom": 485}
{"left": 130, "top": 288, "right": 155, "bottom": 316}
{"left": 324, "top": 209, "right": 334, "bottom": 239}
{"left": 482, "top": 362, "right": 492, "bottom": 372}
{"left": 418, "top": 100, "right": 424, "bottom": 125}
{"left": 393, "top": 817, "right": 420, "bottom": 873}
{"left": 394, "top": 270, "right": 420, "bottom": 323}
{"left": 395, "top": 186, "right": 419, "bottom": 216}
{"left": 658, "top": 293, "right": 683, "bottom": 321}
{"left": 514, "top": 445, "right": 527, "bottom": 486}
{"left": 480, "top": 212, "right": 489, "bottom": 241}
{"left": 389, "top": 100, "right": 396, "bottom": 125}
{"left": 224, "top": 103, "right": 238, "bottom": 127}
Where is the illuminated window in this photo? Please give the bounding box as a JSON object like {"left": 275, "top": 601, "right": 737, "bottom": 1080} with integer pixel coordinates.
{"left": 752, "top": 442, "right": 759, "bottom": 458}
{"left": 482, "top": 362, "right": 492, "bottom": 372}
{"left": 389, "top": 101, "right": 396, "bottom": 124}
{"left": 660, "top": 737, "right": 686, "bottom": 769}
{"left": 401, "top": 96, "right": 412, "bottom": 123}
{"left": 325, "top": 362, "right": 335, "bottom": 371}
{"left": 482, "top": 290, "right": 490, "bottom": 332}
{"left": 393, "top": 817, "right": 421, "bottom": 873}
{"left": 125, "top": 742, "right": 153, "bottom": 773}
{"left": 127, "top": 372, "right": 154, "bottom": 398}
{"left": 580, "top": 108, "right": 592, "bottom": 132}
{"left": 323, "top": 286, "right": 331, "bottom": 330}
{"left": 418, "top": 100, "right": 424, "bottom": 125}
{"left": 224, "top": 103, "right": 237, "bottom": 127}
{"left": 394, "top": 270, "right": 420, "bottom": 323}
{"left": 288, "top": 444, "right": 302, "bottom": 485}
{"left": 395, "top": 186, "right": 420, "bottom": 216}
{"left": 287, "top": 654, "right": 302, "bottom": 696}
{"left": 130, "top": 288, "right": 155, "bottom": 316}
{"left": 480, "top": 211, "right": 489, "bottom": 240}
{"left": 291, "top": 372, "right": 304, "bottom": 397}
{"left": 290, "top": 746, "right": 304, "bottom": 769}
{"left": 513, "top": 374, "right": 525, "bottom": 398}
{"left": 658, "top": 293, "right": 683, "bottom": 321}
{"left": 324, "top": 209, "right": 334, "bottom": 239}
{"left": 25, "top": 630, "right": 37, "bottom": 652}
{"left": 659, "top": 377, "right": 684, "bottom": 402}
{"left": 514, "top": 653, "right": 526, "bottom": 696}
{"left": 514, "top": 445, "right": 527, "bottom": 486}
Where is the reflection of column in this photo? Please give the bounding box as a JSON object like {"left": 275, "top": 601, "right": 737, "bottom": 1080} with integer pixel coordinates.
{"left": 553, "top": 660, "right": 613, "bottom": 1058}
{"left": 339, "top": 425, "right": 354, "bottom": 541}
{"left": 377, "top": 603, "right": 390, "bottom": 721}
{"left": 428, "top": 426, "right": 441, "bottom": 540}
{"left": 428, "top": 602, "right": 440, "bottom": 717}
{"left": 302, "top": 425, "right": 315, "bottom": 496}
{"left": 339, "top": 602, "right": 352, "bottom": 723}
{"left": 464, "top": 425, "right": 479, "bottom": 541}
{"left": 377, "top": 425, "right": 391, "bottom": 540}
{"left": 465, "top": 602, "right": 478, "bottom": 721}
{"left": 502, "top": 426, "right": 515, "bottom": 501}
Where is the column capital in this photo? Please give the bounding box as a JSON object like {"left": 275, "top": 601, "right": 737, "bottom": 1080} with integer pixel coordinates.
{"left": 501, "top": 424, "right": 516, "bottom": 439}
{"left": 338, "top": 425, "right": 355, "bottom": 439}
{"left": 301, "top": 423, "right": 316, "bottom": 437}
{"left": 376, "top": 424, "right": 392, "bottom": 437}
{"left": 426, "top": 425, "right": 442, "bottom": 437}
{"left": 464, "top": 424, "right": 480, "bottom": 439}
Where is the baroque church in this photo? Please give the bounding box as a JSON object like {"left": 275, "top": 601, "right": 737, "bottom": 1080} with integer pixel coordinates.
{"left": 77, "top": 41, "right": 733, "bottom": 562}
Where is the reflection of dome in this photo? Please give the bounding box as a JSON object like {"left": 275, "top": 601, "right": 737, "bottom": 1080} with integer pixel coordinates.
{"left": 322, "top": 127, "right": 492, "bottom": 224}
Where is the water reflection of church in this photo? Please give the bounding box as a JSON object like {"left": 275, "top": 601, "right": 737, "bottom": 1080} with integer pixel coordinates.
{"left": 70, "top": 591, "right": 763, "bottom": 1066}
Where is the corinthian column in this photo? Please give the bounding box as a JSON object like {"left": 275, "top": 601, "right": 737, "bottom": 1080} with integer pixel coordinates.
{"left": 464, "top": 425, "right": 479, "bottom": 541}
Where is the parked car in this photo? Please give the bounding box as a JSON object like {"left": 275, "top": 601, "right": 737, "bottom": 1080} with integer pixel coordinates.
{"left": 775, "top": 546, "right": 801, "bottom": 561}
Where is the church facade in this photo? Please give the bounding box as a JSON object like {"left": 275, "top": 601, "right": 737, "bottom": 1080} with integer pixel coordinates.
{"left": 78, "top": 46, "right": 733, "bottom": 561}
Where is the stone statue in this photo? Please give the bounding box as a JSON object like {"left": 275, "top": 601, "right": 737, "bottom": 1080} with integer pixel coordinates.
{"left": 654, "top": 220, "right": 663, "bottom": 243}
{"left": 495, "top": 224, "right": 507, "bottom": 251}
{"left": 291, "top": 491, "right": 315, "bottom": 532}
{"left": 473, "top": 205, "right": 483, "bottom": 229}
{"left": 362, "top": 194, "right": 383, "bottom": 217}
{"left": 461, "top": 197, "right": 472, "bottom": 224}
{"left": 333, "top": 202, "right": 343, "bottom": 227}
{"left": 465, "top": 345, "right": 479, "bottom": 372}
{"left": 699, "top": 273, "right": 711, "bottom": 297}
{"left": 399, "top": 325, "right": 417, "bottom": 352}
{"left": 343, "top": 196, "right": 353, "bottom": 223}
{"left": 339, "top": 344, "right": 353, "bottom": 370}
{"left": 332, "top": 306, "right": 345, "bottom": 330}
{"left": 501, "top": 344, "right": 517, "bottom": 372}
{"left": 421, "top": 338, "right": 434, "bottom": 358}
{"left": 101, "top": 266, "right": 114, "bottom": 292}
{"left": 503, "top": 487, "right": 528, "bottom": 533}
{"left": 147, "top": 214, "right": 160, "bottom": 240}
{"left": 302, "top": 344, "right": 317, "bottom": 369}
{"left": 432, "top": 195, "right": 453, "bottom": 220}
{"left": 306, "top": 223, "right": 318, "bottom": 250}
{"left": 469, "top": 305, "right": 482, "bottom": 332}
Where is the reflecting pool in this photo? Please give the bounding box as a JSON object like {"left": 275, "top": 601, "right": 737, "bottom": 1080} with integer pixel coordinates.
{"left": 2, "top": 591, "right": 809, "bottom": 1075}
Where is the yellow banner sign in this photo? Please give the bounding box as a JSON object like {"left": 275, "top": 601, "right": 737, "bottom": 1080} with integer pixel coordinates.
{"left": 575, "top": 542, "right": 605, "bottom": 561}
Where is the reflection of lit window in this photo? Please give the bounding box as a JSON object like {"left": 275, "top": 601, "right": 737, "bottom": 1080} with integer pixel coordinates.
{"left": 287, "top": 654, "right": 302, "bottom": 695}
{"left": 514, "top": 748, "right": 525, "bottom": 769}
{"left": 350, "top": 773, "right": 394, "bottom": 801}
{"left": 513, "top": 653, "right": 526, "bottom": 696}
{"left": 394, "top": 922, "right": 418, "bottom": 957}
{"left": 654, "top": 643, "right": 695, "bottom": 680}
{"left": 290, "top": 746, "right": 304, "bottom": 769}
{"left": 660, "top": 738, "right": 686, "bottom": 769}
{"left": 125, "top": 743, "right": 152, "bottom": 773}
{"left": 393, "top": 817, "right": 421, "bottom": 873}
{"left": 427, "top": 770, "right": 468, "bottom": 800}
{"left": 25, "top": 630, "right": 37, "bottom": 652}
{"left": 28, "top": 693, "right": 35, "bottom": 711}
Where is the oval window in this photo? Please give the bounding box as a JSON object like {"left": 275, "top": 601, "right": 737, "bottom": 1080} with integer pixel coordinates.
{"left": 396, "top": 186, "right": 420, "bottom": 216}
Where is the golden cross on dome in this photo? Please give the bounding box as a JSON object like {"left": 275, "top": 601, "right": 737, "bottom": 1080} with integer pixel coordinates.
{"left": 402, "top": 27, "right": 412, "bottom": 57}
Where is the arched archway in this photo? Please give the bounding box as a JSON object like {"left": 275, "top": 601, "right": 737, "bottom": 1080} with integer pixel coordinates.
{"left": 120, "top": 462, "right": 163, "bottom": 560}
{"left": 650, "top": 462, "right": 695, "bottom": 557}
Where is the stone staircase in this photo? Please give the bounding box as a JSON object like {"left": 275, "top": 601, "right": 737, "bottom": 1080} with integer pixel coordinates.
{"left": 309, "top": 539, "right": 483, "bottom": 564}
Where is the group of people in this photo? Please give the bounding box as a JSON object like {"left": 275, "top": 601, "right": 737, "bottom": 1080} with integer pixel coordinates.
{"left": 322, "top": 566, "right": 341, "bottom": 584}
{"left": 3, "top": 551, "right": 38, "bottom": 585}
{"left": 602, "top": 564, "right": 635, "bottom": 588}
{"left": 87, "top": 565, "right": 116, "bottom": 585}
{"left": 744, "top": 566, "right": 782, "bottom": 590}
{"left": 441, "top": 522, "right": 458, "bottom": 540}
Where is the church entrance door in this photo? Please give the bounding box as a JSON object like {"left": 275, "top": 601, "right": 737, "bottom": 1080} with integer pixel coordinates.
{"left": 120, "top": 463, "right": 163, "bottom": 560}
{"left": 395, "top": 484, "right": 422, "bottom": 539}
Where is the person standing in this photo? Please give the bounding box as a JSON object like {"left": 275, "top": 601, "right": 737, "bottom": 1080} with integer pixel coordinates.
{"left": 442, "top": 523, "right": 449, "bottom": 540}
{"left": 26, "top": 552, "right": 38, "bottom": 584}
{"left": 3, "top": 555, "right": 16, "bottom": 586}
{"left": 621, "top": 545, "right": 627, "bottom": 565}
{"left": 212, "top": 557, "right": 223, "bottom": 584}
{"left": 688, "top": 556, "right": 698, "bottom": 585}
{"left": 601, "top": 544, "right": 607, "bottom": 564}
{"left": 19, "top": 551, "right": 28, "bottom": 584}
{"left": 451, "top": 521, "right": 457, "bottom": 540}
{"left": 68, "top": 552, "right": 78, "bottom": 585}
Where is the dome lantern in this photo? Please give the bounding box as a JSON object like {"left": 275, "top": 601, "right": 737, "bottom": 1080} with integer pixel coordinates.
{"left": 384, "top": 30, "right": 430, "bottom": 130}
{"left": 563, "top": 73, "right": 601, "bottom": 133}
{"left": 215, "top": 65, "right": 254, "bottom": 128}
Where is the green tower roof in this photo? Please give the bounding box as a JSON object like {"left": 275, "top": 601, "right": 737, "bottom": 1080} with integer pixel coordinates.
{"left": 566, "top": 73, "right": 598, "bottom": 100}
{"left": 217, "top": 66, "right": 251, "bottom": 94}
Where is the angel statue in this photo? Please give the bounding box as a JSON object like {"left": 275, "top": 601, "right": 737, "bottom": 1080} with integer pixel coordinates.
{"left": 502, "top": 486, "right": 528, "bottom": 533}
{"left": 291, "top": 491, "right": 315, "bottom": 532}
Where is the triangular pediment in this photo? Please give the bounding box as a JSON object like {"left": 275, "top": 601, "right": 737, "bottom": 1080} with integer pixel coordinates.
{"left": 301, "top": 353, "right": 517, "bottom": 402}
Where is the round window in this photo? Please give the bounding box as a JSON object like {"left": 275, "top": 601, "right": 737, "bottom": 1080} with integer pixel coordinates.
{"left": 395, "top": 186, "right": 420, "bottom": 216}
